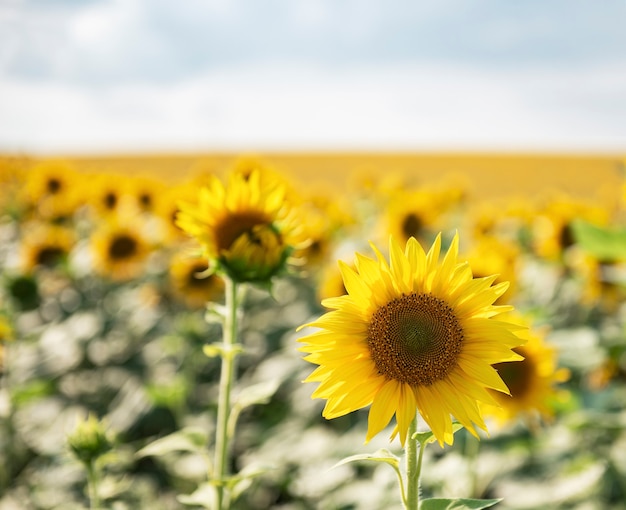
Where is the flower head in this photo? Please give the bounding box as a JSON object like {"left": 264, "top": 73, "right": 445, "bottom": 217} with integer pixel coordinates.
{"left": 176, "top": 169, "right": 303, "bottom": 283}
{"left": 68, "top": 413, "right": 113, "bottom": 465}
{"left": 299, "top": 233, "right": 525, "bottom": 447}
{"left": 483, "top": 317, "right": 570, "bottom": 427}
{"left": 90, "top": 219, "right": 151, "bottom": 281}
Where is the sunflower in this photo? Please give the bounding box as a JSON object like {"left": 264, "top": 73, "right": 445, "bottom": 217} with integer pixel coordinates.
{"left": 168, "top": 251, "right": 225, "bottom": 309}
{"left": 176, "top": 169, "right": 304, "bottom": 283}
{"left": 128, "top": 174, "right": 166, "bottom": 214}
{"left": 90, "top": 219, "right": 151, "bottom": 281}
{"left": 532, "top": 193, "right": 610, "bottom": 262}
{"left": 482, "top": 317, "right": 570, "bottom": 428}
{"left": 20, "top": 222, "right": 76, "bottom": 273}
{"left": 461, "top": 235, "right": 521, "bottom": 304}
{"left": 86, "top": 172, "right": 131, "bottom": 218}
{"left": 299, "top": 233, "right": 524, "bottom": 447}
{"left": 382, "top": 188, "right": 452, "bottom": 247}
{"left": 23, "top": 160, "right": 81, "bottom": 220}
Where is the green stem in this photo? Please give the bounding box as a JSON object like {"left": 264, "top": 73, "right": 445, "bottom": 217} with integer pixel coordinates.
{"left": 86, "top": 460, "right": 100, "bottom": 510}
{"left": 213, "top": 277, "right": 240, "bottom": 510}
{"left": 406, "top": 414, "right": 423, "bottom": 510}
{"left": 464, "top": 433, "right": 480, "bottom": 498}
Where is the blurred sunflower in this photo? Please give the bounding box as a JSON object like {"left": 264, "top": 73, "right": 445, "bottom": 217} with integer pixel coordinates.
{"left": 128, "top": 175, "right": 166, "bottom": 214}
{"left": 315, "top": 260, "right": 352, "bottom": 303}
{"left": 168, "top": 251, "right": 225, "bottom": 309}
{"left": 462, "top": 236, "right": 521, "bottom": 304}
{"left": 90, "top": 219, "right": 151, "bottom": 281}
{"left": 567, "top": 251, "right": 626, "bottom": 313}
{"left": 23, "top": 160, "right": 81, "bottom": 220}
{"left": 154, "top": 184, "right": 202, "bottom": 244}
{"left": 176, "top": 169, "right": 305, "bottom": 284}
{"left": 483, "top": 318, "right": 570, "bottom": 428}
{"left": 20, "top": 222, "right": 75, "bottom": 272}
{"left": 382, "top": 188, "right": 451, "bottom": 247}
{"left": 532, "top": 193, "right": 610, "bottom": 262}
{"left": 299, "top": 233, "right": 525, "bottom": 447}
{"left": 86, "top": 172, "right": 131, "bottom": 218}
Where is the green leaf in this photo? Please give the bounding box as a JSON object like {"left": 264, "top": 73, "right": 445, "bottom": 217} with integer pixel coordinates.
{"left": 412, "top": 422, "right": 464, "bottom": 445}
{"left": 177, "top": 482, "right": 215, "bottom": 508}
{"left": 234, "top": 379, "right": 281, "bottom": 410}
{"left": 420, "top": 497, "right": 501, "bottom": 510}
{"left": 227, "top": 379, "right": 282, "bottom": 437}
{"left": 135, "top": 427, "right": 208, "bottom": 458}
{"left": 332, "top": 448, "right": 401, "bottom": 471}
{"left": 570, "top": 219, "right": 626, "bottom": 261}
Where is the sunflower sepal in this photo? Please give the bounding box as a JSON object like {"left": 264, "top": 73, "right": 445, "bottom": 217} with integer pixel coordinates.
{"left": 419, "top": 497, "right": 502, "bottom": 510}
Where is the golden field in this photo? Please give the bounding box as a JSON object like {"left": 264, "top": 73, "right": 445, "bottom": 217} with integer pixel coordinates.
{"left": 12, "top": 151, "right": 625, "bottom": 202}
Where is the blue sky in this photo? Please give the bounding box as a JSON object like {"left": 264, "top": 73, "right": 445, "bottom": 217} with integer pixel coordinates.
{"left": 1, "top": 0, "right": 626, "bottom": 153}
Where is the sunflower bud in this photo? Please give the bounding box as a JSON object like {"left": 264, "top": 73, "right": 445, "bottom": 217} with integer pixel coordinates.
{"left": 68, "top": 414, "right": 113, "bottom": 465}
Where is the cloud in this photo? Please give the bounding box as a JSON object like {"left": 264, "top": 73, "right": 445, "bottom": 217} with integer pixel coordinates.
{"left": 2, "top": 62, "right": 625, "bottom": 153}
{"left": 1, "top": 1, "right": 625, "bottom": 152}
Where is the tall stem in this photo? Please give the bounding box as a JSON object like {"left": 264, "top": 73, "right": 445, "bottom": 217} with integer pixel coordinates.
{"left": 405, "top": 414, "right": 422, "bottom": 509}
{"left": 86, "top": 460, "right": 100, "bottom": 510}
{"left": 213, "top": 277, "right": 239, "bottom": 510}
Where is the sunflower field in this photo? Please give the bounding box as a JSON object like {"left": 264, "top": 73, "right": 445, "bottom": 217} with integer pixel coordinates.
{"left": 1, "top": 154, "right": 626, "bottom": 510}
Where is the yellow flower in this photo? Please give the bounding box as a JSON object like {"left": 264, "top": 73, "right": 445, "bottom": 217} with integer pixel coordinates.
{"left": 86, "top": 172, "right": 131, "bottom": 218}
{"left": 483, "top": 318, "right": 570, "bottom": 427}
{"left": 168, "top": 251, "right": 225, "bottom": 309}
{"left": 128, "top": 174, "right": 166, "bottom": 213}
{"left": 299, "top": 233, "right": 525, "bottom": 447}
{"left": 90, "top": 219, "right": 151, "bottom": 281}
{"left": 23, "top": 160, "right": 81, "bottom": 220}
{"left": 462, "top": 236, "right": 521, "bottom": 304}
{"left": 20, "top": 222, "right": 76, "bottom": 273}
{"left": 382, "top": 188, "right": 454, "bottom": 247}
{"left": 532, "top": 193, "right": 610, "bottom": 261}
{"left": 176, "top": 169, "right": 303, "bottom": 283}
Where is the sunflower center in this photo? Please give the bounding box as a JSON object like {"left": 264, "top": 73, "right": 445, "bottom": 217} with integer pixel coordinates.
{"left": 104, "top": 192, "right": 117, "bottom": 210}
{"left": 36, "top": 247, "right": 65, "bottom": 267}
{"left": 559, "top": 223, "right": 575, "bottom": 250}
{"left": 47, "top": 178, "right": 62, "bottom": 194}
{"left": 402, "top": 213, "right": 423, "bottom": 239}
{"left": 109, "top": 235, "right": 138, "bottom": 260}
{"left": 139, "top": 193, "right": 152, "bottom": 209}
{"left": 493, "top": 348, "right": 533, "bottom": 398}
{"left": 367, "top": 293, "right": 464, "bottom": 386}
{"left": 214, "top": 211, "right": 271, "bottom": 252}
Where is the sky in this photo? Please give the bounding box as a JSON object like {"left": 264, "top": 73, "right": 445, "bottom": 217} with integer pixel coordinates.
{"left": 1, "top": 0, "right": 626, "bottom": 154}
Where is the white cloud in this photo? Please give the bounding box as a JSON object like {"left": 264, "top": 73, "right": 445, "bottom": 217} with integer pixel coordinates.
{"left": 2, "top": 62, "right": 626, "bottom": 154}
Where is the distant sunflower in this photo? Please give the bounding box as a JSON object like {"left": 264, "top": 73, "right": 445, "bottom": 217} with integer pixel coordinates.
{"left": 299, "top": 233, "right": 525, "bottom": 447}
{"left": 483, "top": 318, "right": 570, "bottom": 427}
{"left": 168, "top": 251, "right": 225, "bottom": 309}
{"left": 532, "top": 193, "right": 610, "bottom": 262}
{"left": 383, "top": 189, "right": 450, "bottom": 247}
{"left": 24, "top": 160, "right": 81, "bottom": 220}
{"left": 176, "top": 169, "right": 304, "bottom": 283}
{"left": 87, "top": 172, "right": 131, "bottom": 218}
{"left": 128, "top": 175, "right": 166, "bottom": 214}
{"left": 91, "top": 220, "right": 150, "bottom": 281}
{"left": 462, "top": 236, "right": 521, "bottom": 304}
{"left": 20, "top": 223, "right": 75, "bottom": 272}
